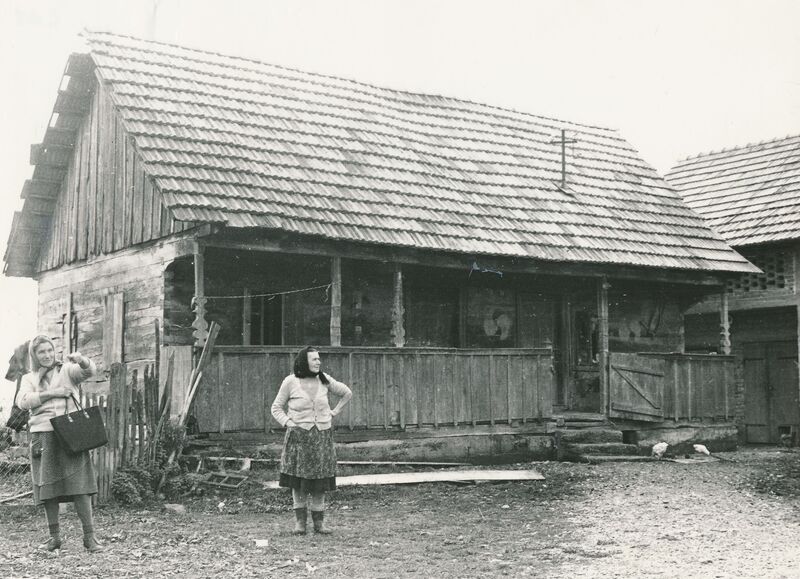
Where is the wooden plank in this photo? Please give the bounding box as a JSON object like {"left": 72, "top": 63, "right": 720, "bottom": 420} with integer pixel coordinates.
{"left": 75, "top": 130, "right": 88, "bottom": 261}
{"left": 193, "top": 352, "right": 219, "bottom": 433}
{"left": 142, "top": 171, "right": 154, "bottom": 242}
{"left": 124, "top": 135, "right": 136, "bottom": 245}
{"left": 131, "top": 153, "right": 144, "bottom": 245}
{"left": 488, "top": 354, "right": 495, "bottom": 425}
{"left": 264, "top": 469, "right": 545, "bottom": 489}
{"left": 241, "top": 353, "right": 266, "bottom": 430}
{"left": 469, "top": 354, "right": 476, "bottom": 426}
{"left": 382, "top": 354, "right": 389, "bottom": 429}
{"left": 102, "top": 292, "right": 125, "bottom": 369}
{"left": 150, "top": 176, "right": 161, "bottom": 240}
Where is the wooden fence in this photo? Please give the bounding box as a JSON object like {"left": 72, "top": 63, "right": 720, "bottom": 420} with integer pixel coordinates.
{"left": 193, "top": 347, "right": 555, "bottom": 434}
{"left": 639, "top": 353, "right": 735, "bottom": 421}
{"left": 81, "top": 361, "right": 160, "bottom": 503}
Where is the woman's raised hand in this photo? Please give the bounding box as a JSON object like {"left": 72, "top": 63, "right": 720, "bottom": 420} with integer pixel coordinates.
{"left": 65, "top": 352, "right": 84, "bottom": 364}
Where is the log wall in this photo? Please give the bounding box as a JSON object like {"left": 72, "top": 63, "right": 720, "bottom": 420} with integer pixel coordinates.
{"left": 36, "top": 234, "right": 197, "bottom": 378}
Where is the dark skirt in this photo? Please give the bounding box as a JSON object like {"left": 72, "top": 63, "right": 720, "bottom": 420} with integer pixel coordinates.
{"left": 279, "top": 426, "right": 336, "bottom": 493}
{"left": 30, "top": 431, "right": 97, "bottom": 505}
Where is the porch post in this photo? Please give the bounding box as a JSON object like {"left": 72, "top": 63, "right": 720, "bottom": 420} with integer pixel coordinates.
{"left": 330, "top": 257, "right": 342, "bottom": 347}
{"left": 597, "top": 276, "right": 610, "bottom": 414}
{"left": 242, "top": 288, "right": 252, "bottom": 345}
{"left": 191, "top": 242, "right": 209, "bottom": 348}
{"left": 391, "top": 263, "right": 405, "bottom": 347}
{"left": 719, "top": 290, "right": 731, "bottom": 355}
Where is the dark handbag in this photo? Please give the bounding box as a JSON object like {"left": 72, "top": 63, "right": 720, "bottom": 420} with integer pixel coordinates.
{"left": 50, "top": 395, "right": 108, "bottom": 454}
{"left": 5, "top": 404, "right": 29, "bottom": 431}
{"left": 5, "top": 376, "right": 29, "bottom": 431}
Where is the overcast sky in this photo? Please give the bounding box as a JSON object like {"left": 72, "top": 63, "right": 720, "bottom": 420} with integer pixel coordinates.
{"left": 0, "top": 0, "right": 798, "bottom": 407}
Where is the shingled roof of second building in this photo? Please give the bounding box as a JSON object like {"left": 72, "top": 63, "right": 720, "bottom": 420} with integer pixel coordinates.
{"left": 666, "top": 134, "right": 800, "bottom": 247}
{"left": 67, "top": 32, "right": 753, "bottom": 272}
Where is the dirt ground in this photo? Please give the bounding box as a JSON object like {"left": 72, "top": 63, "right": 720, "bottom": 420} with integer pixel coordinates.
{"left": 1, "top": 447, "right": 798, "bottom": 578}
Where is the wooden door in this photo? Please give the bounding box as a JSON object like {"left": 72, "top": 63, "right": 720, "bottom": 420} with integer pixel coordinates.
{"left": 608, "top": 352, "right": 665, "bottom": 421}
{"left": 744, "top": 341, "right": 799, "bottom": 443}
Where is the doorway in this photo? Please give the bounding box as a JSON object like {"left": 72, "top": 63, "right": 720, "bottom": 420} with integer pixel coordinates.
{"left": 743, "top": 340, "right": 799, "bottom": 443}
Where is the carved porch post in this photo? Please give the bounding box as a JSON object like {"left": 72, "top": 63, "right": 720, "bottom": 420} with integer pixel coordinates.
{"left": 597, "top": 276, "right": 610, "bottom": 414}
{"left": 191, "top": 243, "right": 209, "bottom": 348}
{"left": 391, "top": 263, "right": 405, "bottom": 347}
{"left": 330, "top": 257, "right": 342, "bottom": 347}
{"left": 719, "top": 290, "right": 731, "bottom": 355}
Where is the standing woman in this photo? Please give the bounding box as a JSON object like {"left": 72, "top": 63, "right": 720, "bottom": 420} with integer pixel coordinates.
{"left": 17, "top": 335, "right": 103, "bottom": 552}
{"left": 271, "top": 347, "right": 352, "bottom": 535}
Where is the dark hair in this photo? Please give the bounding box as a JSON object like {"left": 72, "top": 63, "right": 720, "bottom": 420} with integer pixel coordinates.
{"left": 293, "top": 346, "right": 329, "bottom": 384}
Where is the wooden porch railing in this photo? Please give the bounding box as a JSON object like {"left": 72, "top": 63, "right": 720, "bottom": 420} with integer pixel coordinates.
{"left": 639, "top": 353, "right": 735, "bottom": 421}
{"left": 192, "top": 347, "right": 555, "bottom": 433}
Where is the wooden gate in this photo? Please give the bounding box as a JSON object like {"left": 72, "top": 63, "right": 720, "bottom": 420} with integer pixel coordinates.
{"left": 608, "top": 352, "right": 665, "bottom": 421}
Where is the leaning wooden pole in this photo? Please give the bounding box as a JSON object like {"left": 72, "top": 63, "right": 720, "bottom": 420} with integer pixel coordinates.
{"left": 156, "top": 322, "right": 220, "bottom": 493}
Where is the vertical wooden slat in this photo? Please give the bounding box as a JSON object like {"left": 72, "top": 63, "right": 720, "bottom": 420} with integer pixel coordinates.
{"left": 673, "top": 358, "right": 680, "bottom": 421}
{"left": 521, "top": 356, "right": 528, "bottom": 423}
{"left": 348, "top": 352, "right": 354, "bottom": 430}
{"left": 468, "top": 355, "right": 476, "bottom": 426}
{"left": 136, "top": 389, "right": 145, "bottom": 463}
{"left": 382, "top": 354, "right": 389, "bottom": 429}
{"left": 432, "top": 354, "right": 439, "bottom": 428}
{"left": 488, "top": 354, "right": 495, "bottom": 426}
{"left": 218, "top": 352, "right": 225, "bottom": 434}
{"left": 507, "top": 355, "right": 512, "bottom": 425}
{"left": 452, "top": 353, "right": 459, "bottom": 427}
{"left": 142, "top": 164, "right": 153, "bottom": 242}
{"left": 686, "top": 360, "right": 693, "bottom": 421}
{"left": 398, "top": 355, "right": 406, "bottom": 429}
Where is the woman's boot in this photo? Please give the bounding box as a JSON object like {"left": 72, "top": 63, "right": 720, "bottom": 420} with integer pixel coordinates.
{"left": 293, "top": 507, "right": 307, "bottom": 535}
{"left": 311, "top": 510, "right": 332, "bottom": 534}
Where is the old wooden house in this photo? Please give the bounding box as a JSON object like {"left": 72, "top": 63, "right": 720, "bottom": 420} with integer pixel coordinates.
{"left": 668, "top": 135, "right": 800, "bottom": 445}
{"left": 3, "top": 32, "right": 758, "bottom": 460}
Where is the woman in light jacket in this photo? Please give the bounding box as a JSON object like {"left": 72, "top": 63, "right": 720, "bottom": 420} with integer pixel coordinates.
{"left": 17, "top": 334, "right": 102, "bottom": 552}
{"left": 271, "top": 346, "right": 352, "bottom": 535}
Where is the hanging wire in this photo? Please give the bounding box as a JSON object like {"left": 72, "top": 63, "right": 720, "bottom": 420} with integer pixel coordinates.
{"left": 191, "top": 283, "right": 332, "bottom": 308}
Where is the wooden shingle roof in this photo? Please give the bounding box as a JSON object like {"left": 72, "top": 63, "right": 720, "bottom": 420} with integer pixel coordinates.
{"left": 666, "top": 135, "right": 800, "bottom": 247}
{"left": 7, "top": 31, "right": 757, "bottom": 275}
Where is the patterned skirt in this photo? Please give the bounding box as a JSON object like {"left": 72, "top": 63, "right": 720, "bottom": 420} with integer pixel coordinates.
{"left": 30, "top": 431, "right": 98, "bottom": 505}
{"left": 279, "top": 426, "right": 337, "bottom": 493}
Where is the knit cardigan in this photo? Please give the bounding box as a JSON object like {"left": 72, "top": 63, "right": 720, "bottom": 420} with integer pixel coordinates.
{"left": 271, "top": 373, "right": 352, "bottom": 430}
{"left": 17, "top": 360, "right": 97, "bottom": 432}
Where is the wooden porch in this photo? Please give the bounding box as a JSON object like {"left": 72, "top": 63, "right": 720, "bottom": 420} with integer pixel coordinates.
{"left": 191, "top": 346, "right": 555, "bottom": 434}
{"left": 187, "top": 346, "right": 736, "bottom": 436}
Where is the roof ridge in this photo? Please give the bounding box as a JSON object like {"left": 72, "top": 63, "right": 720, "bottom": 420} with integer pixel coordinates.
{"left": 673, "top": 133, "right": 800, "bottom": 166}
{"left": 82, "top": 29, "right": 618, "bottom": 134}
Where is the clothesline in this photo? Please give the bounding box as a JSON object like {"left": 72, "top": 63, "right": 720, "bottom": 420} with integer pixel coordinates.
{"left": 191, "top": 283, "right": 332, "bottom": 302}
